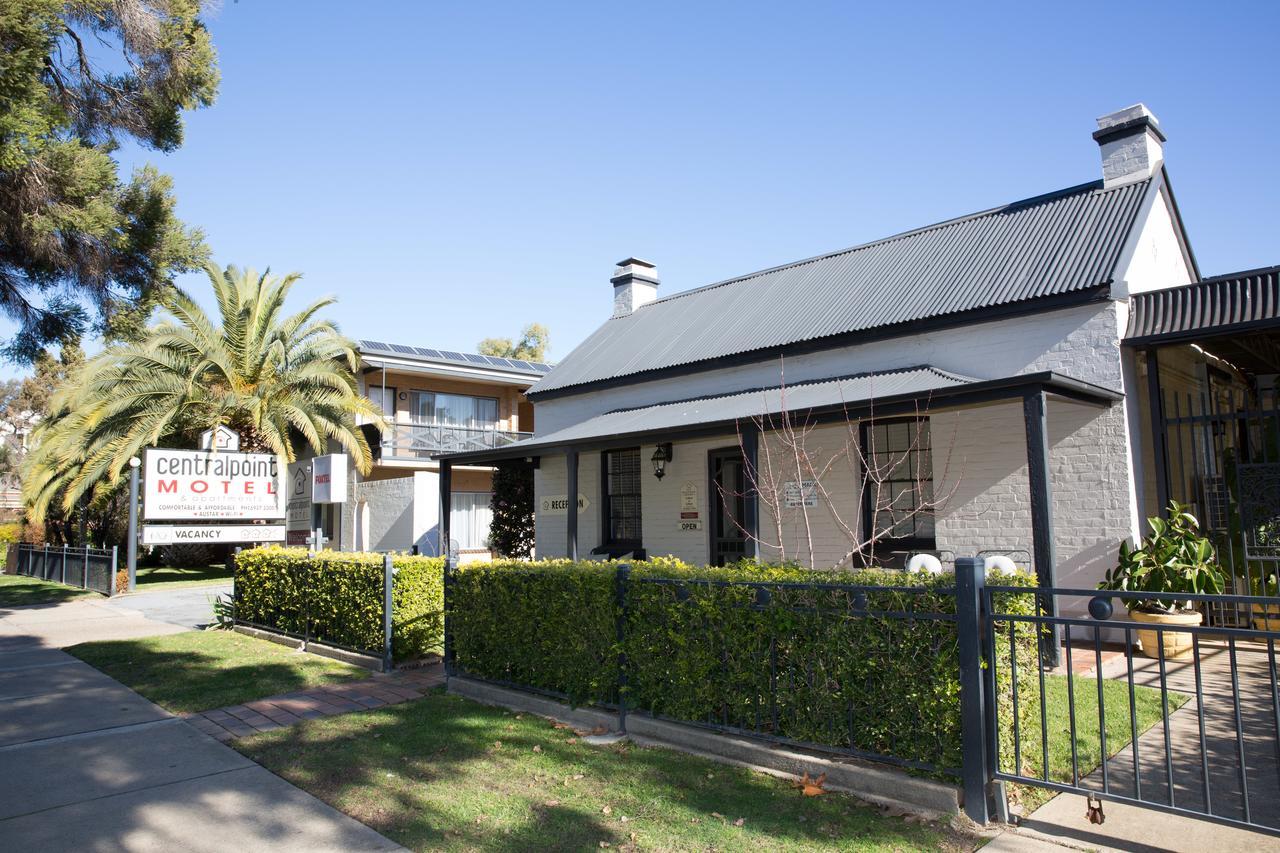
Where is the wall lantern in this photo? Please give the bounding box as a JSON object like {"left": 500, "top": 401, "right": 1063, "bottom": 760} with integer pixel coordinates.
{"left": 651, "top": 443, "right": 673, "bottom": 480}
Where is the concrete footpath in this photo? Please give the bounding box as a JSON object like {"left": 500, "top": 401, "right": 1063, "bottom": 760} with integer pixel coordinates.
{"left": 0, "top": 599, "right": 401, "bottom": 851}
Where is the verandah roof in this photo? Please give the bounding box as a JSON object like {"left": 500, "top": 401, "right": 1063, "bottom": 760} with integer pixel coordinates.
{"left": 438, "top": 366, "right": 1121, "bottom": 465}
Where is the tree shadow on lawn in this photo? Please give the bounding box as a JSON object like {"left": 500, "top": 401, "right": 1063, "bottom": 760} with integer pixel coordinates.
{"left": 236, "top": 691, "right": 962, "bottom": 852}
{"left": 66, "top": 635, "right": 368, "bottom": 714}
{"left": 0, "top": 576, "right": 99, "bottom": 608}
{"left": 136, "top": 563, "right": 233, "bottom": 588}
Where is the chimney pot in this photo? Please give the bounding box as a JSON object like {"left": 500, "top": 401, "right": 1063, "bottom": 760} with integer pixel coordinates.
{"left": 611, "top": 257, "right": 659, "bottom": 318}
{"left": 1094, "top": 104, "right": 1165, "bottom": 187}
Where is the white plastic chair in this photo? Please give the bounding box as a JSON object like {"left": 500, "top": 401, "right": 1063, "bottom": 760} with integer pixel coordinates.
{"left": 983, "top": 554, "right": 1019, "bottom": 577}
{"left": 907, "top": 553, "right": 944, "bottom": 575}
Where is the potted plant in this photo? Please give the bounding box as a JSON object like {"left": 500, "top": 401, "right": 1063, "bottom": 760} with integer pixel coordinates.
{"left": 1099, "top": 503, "right": 1226, "bottom": 660}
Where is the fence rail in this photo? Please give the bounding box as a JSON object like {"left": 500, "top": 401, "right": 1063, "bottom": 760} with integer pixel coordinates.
{"left": 7, "top": 543, "right": 117, "bottom": 596}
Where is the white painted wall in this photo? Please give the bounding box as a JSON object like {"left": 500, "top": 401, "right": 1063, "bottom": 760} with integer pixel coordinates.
{"left": 534, "top": 453, "right": 601, "bottom": 557}
{"left": 1112, "top": 187, "right": 1194, "bottom": 297}
{"left": 355, "top": 476, "right": 416, "bottom": 551}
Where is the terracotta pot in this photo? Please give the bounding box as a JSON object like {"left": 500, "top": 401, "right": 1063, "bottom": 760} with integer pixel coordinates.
{"left": 1130, "top": 609, "right": 1201, "bottom": 660}
{"left": 1253, "top": 603, "right": 1280, "bottom": 632}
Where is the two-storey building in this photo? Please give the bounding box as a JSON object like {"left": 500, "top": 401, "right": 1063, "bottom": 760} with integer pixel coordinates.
{"left": 327, "top": 342, "right": 548, "bottom": 559}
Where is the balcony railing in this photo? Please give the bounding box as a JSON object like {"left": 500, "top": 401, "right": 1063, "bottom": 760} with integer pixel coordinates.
{"left": 379, "top": 423, "right": 532, "bottom": 461}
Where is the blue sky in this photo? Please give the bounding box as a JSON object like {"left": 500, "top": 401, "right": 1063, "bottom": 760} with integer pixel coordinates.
{"left": 5, "top": 1, "right": 1279, "bottom": 377}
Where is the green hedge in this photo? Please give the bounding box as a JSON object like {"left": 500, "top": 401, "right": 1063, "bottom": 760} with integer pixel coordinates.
{"left": 233, "top": 547, "right": 444, "bottom": 661}
{"left": 450, "top": 558, "right": 1037, "bottom": 773}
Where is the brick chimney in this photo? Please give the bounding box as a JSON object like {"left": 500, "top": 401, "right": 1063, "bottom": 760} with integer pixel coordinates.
{"left": 610, "top": 257, "right": 659, "bottom": 318}
{"left": 1094, "top": 104, "right": 1165, "bottom": 188}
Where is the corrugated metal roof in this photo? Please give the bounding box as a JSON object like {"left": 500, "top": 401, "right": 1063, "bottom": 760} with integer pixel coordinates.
{"left": 473, "top": 366, "right": 976, "bottom": 453}
{"left": 531, "top": 178, "right": 1152, "bottom": 396}
{"left": 358, "top": 340, "right": 552, "bottom": 375}
{"left": 1125, "top": 265, "right": 1280, "bottom": 342}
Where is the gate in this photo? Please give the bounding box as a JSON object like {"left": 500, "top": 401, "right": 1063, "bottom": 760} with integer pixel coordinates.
{"left": 980, "top": 578, "right": 1280, "bottom": 837}
{"left": 1159, "top": 384, "right": 1280, "bottom": 626}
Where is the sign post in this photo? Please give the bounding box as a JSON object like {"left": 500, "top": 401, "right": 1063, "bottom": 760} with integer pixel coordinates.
{"left": 127, "top": 456, "right": 140, "bottom": 592}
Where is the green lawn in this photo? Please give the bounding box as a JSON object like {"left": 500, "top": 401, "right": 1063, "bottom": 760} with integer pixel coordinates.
{"left": 0, "top": 573, "right": 100, "bottom": 607}
{"left": 135, "top": 562, "right": 233, "bottom": 590}
{"left": 237, "top": 692, "right": 972, "bottom": 852}
{"left": 1009, "top": 673, "right": 1189, "bottom": 811}
{"left": 67, "top": 630, "right": 368, "bottom": 713}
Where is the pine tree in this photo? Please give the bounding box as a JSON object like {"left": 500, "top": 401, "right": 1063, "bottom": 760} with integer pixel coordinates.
{"left": 488, "top": 462, "right": 535, "bottom": 558}
{"left": 1, "top": 0, "right": 219, "bottom": 361}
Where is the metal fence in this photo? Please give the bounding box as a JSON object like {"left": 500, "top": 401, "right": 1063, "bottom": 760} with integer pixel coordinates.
{"left": 8, "top": 543, "right": 118, "bottom": 596}
{"left": 984, "top": 583, "right": 1280, "bottom": 837}
{"left": 444, "top": 557, "right": 1280, "bottom": 838}
{"left": 444, "top": 560, "right": 1039, "bottom": 779}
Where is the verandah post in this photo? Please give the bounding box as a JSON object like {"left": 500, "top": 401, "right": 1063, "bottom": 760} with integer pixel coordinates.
{"left": 955, "top": 555, "right": 991, "bottom": 825}
{"left": 615, "top": 562, "right": 631, "bottom": 732}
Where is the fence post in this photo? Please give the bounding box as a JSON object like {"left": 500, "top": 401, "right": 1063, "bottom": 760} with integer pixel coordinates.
{"left": 383, "top": 553, "right": 395, "bottom": 672}
{"left": 61, "top": 543, "right": 68, "bottom": 585}
{"left": 955, "top": 555, "right": 991, "bottom": 825}
{"left": 83, "top": 547, "right": 89, "bottom": 590}
{"left": 442, "top": 557, "right": 455, "bottom": 678}
{"left": 109, "top": 546, "right": 117, "bottom": 597}
{"left": 615, "top": 562, "right": 631, "bottom": 733}
{"left": 231, "top": 547, "right": 241, "bottom": 626}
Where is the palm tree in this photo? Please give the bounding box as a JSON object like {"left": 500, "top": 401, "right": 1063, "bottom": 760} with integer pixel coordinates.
{"left": 24, "top": 263, "right": 381, "bottom": 520}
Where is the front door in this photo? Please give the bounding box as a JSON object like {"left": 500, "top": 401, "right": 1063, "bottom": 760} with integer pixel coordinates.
{"left": 709, "top": 449, "right": 747, "bottom": 566}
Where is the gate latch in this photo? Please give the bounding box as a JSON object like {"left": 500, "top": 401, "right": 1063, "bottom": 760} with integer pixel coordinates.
{"left": 1085, "top": 794, "right": 1105, "bottom": 825}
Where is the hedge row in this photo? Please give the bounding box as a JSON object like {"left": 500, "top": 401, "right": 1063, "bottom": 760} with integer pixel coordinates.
{"left": 233, "top": 547, "right": 444, "bottom": 661}
{"left": 449, "top": 558, "right": 1037, "bottom": 773}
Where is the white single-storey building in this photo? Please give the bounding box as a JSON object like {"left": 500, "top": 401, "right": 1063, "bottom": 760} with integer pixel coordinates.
{"left": 441, "top": 105, "right": 1279, "bottom": 645}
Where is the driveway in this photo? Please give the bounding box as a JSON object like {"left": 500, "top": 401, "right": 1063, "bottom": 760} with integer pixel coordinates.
{"left": 0, "top": 602, "right": 400, "bottom": 852}
{"left": 107, "top": 582, "right": 232, "bottom": 630}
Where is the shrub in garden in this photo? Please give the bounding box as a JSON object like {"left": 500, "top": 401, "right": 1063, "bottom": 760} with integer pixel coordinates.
{"left": 449, "top": 558, "right": 1036, "bottom": 774}
{"left": 232, "top": 547, "right": 444, "bottom": 661}
{"left": 160, "top": 542, "right": 221, "bottom": 568}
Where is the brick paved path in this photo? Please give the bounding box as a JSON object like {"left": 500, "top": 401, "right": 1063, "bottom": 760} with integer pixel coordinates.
{"left": 185, "top": 664, "right": 443, "bottom": 740}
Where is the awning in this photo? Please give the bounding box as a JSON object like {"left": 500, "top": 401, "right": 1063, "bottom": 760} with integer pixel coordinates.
{"left": 438, "top": 366, "right": 1121, "bottom": 465}
{"left": 1125, "top": 266, "right": 1280, "bottom": 371}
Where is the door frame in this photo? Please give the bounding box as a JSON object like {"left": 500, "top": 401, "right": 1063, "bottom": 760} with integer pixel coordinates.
{"left": 707, "top": 446, "right": 748, "bottom": 567}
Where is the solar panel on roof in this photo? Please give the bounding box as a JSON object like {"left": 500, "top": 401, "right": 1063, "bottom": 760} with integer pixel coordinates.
{"left": 414, "top": 348, "right": 444, "bottom": 358}
{"left": 390, "top": 344, "right": 416, "bottom": 355}
{"left": 439, "top": 351, "right": 466, "bottom": 361}
{"left": 463, "top": 354, "right": 490, "bottom": 364}
{"left": 361, "top": 340, "right": 390, "bottom": 350}
{"left": 482, "top": 356, "right": 509, "bottom": 367}
{"left": 532, "top": 364, "right": 552, "bottom": 372}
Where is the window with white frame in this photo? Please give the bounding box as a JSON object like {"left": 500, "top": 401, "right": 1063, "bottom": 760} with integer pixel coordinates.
{"left": 450, "top": 492, "right": 493, "bottom": 550}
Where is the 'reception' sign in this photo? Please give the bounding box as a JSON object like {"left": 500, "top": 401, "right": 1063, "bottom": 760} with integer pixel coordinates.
{"left": 143, "top": 447, "right": 286, "bottom": 520}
